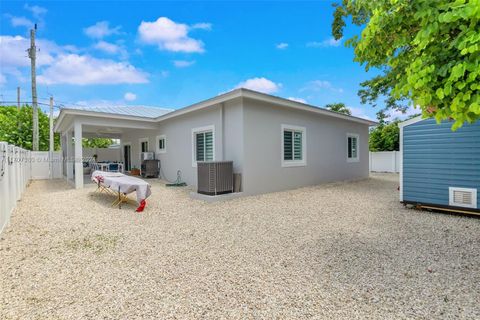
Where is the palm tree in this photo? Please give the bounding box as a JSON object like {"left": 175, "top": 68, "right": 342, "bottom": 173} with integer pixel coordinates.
{"left": 325, "top": 103, "right": 351, "bottom": 116}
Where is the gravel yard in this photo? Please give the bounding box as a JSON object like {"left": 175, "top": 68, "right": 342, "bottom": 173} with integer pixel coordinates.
{"left": 0, "top": 173, "right": 479, "bottom": 319}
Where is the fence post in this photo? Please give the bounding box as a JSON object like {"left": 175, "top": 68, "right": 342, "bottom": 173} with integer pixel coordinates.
{"left": 392, "top": 151, "right": 396, "bottom": 173}
{"left": 368, "top": 151, "right": 372, "bottom": 172}
{"left": 0, "top": 143, "right": 8, "bottom": 233}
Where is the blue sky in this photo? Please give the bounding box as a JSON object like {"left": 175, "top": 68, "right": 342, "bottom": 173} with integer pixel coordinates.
{"left": 0, "top": 1, "right": 406, "bottom": 120}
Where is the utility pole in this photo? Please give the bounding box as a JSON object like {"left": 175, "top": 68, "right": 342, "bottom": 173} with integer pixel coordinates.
{"left": 17, "top": 87, "right": 20, "bottom": 111}
{"left": 28, "top": 24, "right": 39, "bottom": 151}
{"left": 49, "top": 96, "right": 54, "bottom": 179}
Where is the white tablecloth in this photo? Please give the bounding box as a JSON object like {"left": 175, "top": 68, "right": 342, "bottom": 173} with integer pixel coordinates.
{"left": 91, "top": 170, "right": 151, "bottom": 202}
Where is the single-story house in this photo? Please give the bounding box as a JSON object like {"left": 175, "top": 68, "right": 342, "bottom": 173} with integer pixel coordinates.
{"left": 399, "top": 116, "right": 480, "bottom": 213}
{"left": 54, "top": 88, "right": 376, "bottom": 195}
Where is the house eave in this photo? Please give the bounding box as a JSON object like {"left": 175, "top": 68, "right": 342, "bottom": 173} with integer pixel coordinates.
{"left": 155, "top": 88, "right": 377, "bottom": 126}
{"left": 398, "top": 115, "right": 424, "bottom": 128}
{"left": 54, "top": 108, "right": 159, "bottom": 132}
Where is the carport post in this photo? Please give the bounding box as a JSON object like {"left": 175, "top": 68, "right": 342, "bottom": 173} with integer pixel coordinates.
{"left": 74, "top": 121, "right": 83, "bottom": 189}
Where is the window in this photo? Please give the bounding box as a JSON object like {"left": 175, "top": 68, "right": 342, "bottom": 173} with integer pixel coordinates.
{"left": 347, "top": 133, "right": 359, "bottom": 162}
{"left": 140, "top": 140, "right": 148, "bottom": 153}
{"left": 281, "top": 125, "right": 306, "bottom": 167}
{"left": 156, "top": 135, "right": 166, "bottom": 154}
{"left": 192, "top": 125, "right": 215, "bottom": 166}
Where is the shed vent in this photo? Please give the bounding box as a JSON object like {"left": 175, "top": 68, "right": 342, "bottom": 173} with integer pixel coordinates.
{"left": 449, "top": 187, "right": 477, "bottom": 209}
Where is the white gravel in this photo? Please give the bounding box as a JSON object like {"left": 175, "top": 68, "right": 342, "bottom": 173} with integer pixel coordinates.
{"left": 0, "top": 174, "right": 479, "bottom": 319}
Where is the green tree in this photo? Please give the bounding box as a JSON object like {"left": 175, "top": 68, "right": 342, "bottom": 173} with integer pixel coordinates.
{"left": 333, "top": 0, "right": 480, "bottom": 130}
{"left": 0, "top": 105, "right": 114, "bottom": 150}
{"left": 369, "top": 121, "right": 400, "bottom": 151}
{"left": 325, "top": 102, "right": 352, "bottom": 115}
{"left": 0, "top": 105, "right": 60, "bottom": 150}
{"left": 82, "top": 138, "right": 114, "bottom": 148}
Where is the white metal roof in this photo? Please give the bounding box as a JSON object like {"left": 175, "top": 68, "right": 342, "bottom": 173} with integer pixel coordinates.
{"left": 55, "top": 89, "right": 377, "bottom": 132}
{"left": 60, "top": 105, "right": 173, "bottom": 118}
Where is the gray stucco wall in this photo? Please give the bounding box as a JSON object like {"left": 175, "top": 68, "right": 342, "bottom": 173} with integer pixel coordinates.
{"left": 120, "top": 98, "right": 369, "bottom": 195}
{"left": 241, "top": 98, "right": 369, "bottom": 195}
{"left": 222, "top": 98, "right": 244, "bottom": 175}
{"left": 121, "top": 102, "right": 241, "bottom": 187}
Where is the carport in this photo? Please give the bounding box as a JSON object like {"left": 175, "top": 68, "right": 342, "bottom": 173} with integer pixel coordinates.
{"left": 54, "top": 106, "right": 169, "bottom": 189}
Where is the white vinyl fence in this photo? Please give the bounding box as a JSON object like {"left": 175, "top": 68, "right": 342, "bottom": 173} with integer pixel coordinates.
{"left": 31, "top": 151, "right": 63, "bottom": 179}
{"left": 0, "top": 142, "right": 32, "bottom": 234}
{"left": 369, "top": 151, "right": 400, "bottom": 173}
{"left": 0, "top": 142, "right": 63, "bottom": 234}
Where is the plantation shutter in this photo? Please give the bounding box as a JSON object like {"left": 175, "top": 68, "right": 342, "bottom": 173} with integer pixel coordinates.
{"left": 205, "top": 131, "right": 213, "bottom": 161}
{"left": 351, "top": 137, "right": 357, "bottom": 158}
{"left": 196, "top": 133, "right": 205, "bottom": 161}
{"left": 294, "top": 131, "right": 302, "bottom": 160}
{"left": 348, "top": 137, "right": 352, "bottom": 158}
{"left": 284, "top": 131, "right": 293, "bottom": 160}
{"left": 196, "top": 131, "right": 214, "bottom": 162}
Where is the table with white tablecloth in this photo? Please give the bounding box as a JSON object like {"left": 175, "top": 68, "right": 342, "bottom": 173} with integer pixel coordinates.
{"left": 91, "top": 170, "right": 151, "bottom": 212}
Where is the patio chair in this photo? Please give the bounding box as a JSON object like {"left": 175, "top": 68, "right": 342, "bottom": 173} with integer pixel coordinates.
{"left": 108, "top": 163, "right": 120, "bottom": 172}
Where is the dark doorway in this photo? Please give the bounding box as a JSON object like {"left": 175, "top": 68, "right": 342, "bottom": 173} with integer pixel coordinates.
{"left": 123, "top": 144, "right": 131, "bottom": 171}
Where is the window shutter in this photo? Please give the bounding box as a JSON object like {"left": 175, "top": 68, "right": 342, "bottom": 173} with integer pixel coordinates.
{"left": 351, "top": 137, "right": 357, "bottom": 158}
{"left": 196, "top": 133, "right": 205, "bottom": 161}
{"left": 284, "top": 131, "right": 293, "bottom": 160}
{"left": 348, "top": 137, "right": 352, "bottom": 158}
{"left": 205, "top": 131, "right": 213, "bottom": 161}
{"left": 294, "top": 131, "right": 302, "bottom": 160}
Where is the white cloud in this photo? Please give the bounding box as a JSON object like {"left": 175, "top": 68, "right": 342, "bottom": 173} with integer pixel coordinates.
{"left": 301, "top": 80, "right": 344, "bottom": 93}
{"left": 386, "top": 105, "right": 419, "bottom": 120}
{"left": 191, "top": 22, "right": 212, "bottom": 30}
{"left": 94, "top": 40, "right": 128, "bottom": 59}
{"left": 0, "top": 35, "right": 62, "bottom": 67}
{"left": 37, "top": 54, "right": 148, "bottom": 85}
{"left": 24, "top": 4, "right": 47, "bottom": 19}
{"left": 84, "top": 21, "right": 121, "bottom": 39}
{"left": 9, "top": 16, "right": 33, "bottom": 28}
{"left": 173, "top": 60, "right": 195, "bottom": 68}
{"left": 138, "top": 17, "right": 206, "bottom": 53}
{"left": 234, "top": 77, "right": 281, "bottom": 94}
{"left": 276, "top": 43, "right": 289, "bottom": 50}
{"left": 287, "top": 97, "right": 307, "bottom": 104}
{"left": 349, "top": 106, "right": 374, "bottom": 121}
{"left": 307, "top": 37, "right": 342, "bottom": 48}
{"left": 124, "top": 92, "right": 137, "bottom": 101}
{"left": 94, "top": 41, "right": 120, "bottom": 54}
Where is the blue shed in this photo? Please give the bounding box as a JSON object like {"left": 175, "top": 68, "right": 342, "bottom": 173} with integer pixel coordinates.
{"left": 399, "top": 116, "right": 480, "bottom": 214}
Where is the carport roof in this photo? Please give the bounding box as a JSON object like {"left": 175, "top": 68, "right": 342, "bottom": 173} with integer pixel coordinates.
{"left": 59, "top": 105, "right": 173, "bottom": 118}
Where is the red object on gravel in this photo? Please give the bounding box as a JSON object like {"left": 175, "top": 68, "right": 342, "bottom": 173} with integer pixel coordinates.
{"left": 136, "top": 199, "right": 146, "bottom": 212}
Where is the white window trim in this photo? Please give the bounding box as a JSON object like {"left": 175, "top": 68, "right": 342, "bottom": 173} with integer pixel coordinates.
{"left": 156, "top": 134, "right": 167, "bottom": 154}
{"left": 281, "top": 124, "right": 307, "bottom": 167}
{"left": 139, "top": 137, "right": 149, "bottom": 162}
{"left": 191, "top": 125, "right": 215, "bottom": 167}
{"left": 346, "top": 133, "right": 359, "bottom": 163}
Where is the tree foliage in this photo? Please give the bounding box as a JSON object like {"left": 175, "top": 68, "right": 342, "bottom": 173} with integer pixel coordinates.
{"left": 325, "top": 102, "right": 352, "bottom": 115}
{"left": 0, "top": 105, "right": 60, "bottom": 150}
{"left": 333, "top": 0, "right": 480, "bottom": 130}
{"left": 369, "top": 120, "right": 400, "bottom": 151}
{"left": 0, "top": 105, "right": 113, "bottom": 150}
{"left": 82, "top": 138, "right": 114, "bottom": 148}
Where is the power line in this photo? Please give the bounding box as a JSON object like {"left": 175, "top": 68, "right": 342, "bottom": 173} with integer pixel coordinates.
{"left": 0, "top": 100, "right": 62, "bottom": 108}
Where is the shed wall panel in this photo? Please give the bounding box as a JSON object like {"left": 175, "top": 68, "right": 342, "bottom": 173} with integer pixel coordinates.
{"left": 403, "top": 118, "right": 480, "bottom": 208}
